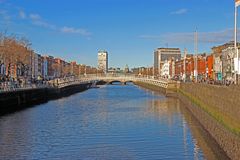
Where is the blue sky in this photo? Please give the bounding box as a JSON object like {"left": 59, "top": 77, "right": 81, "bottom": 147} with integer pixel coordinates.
{"left": 0, "top": 0, "right": 237, "bottom": 68}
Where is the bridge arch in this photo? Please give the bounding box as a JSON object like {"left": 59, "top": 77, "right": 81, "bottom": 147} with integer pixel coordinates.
{"left": 95, "top": 79, "right": 135, "bottom": 85}
{"left": 108, "top": 80, "right": 123, "bottom": 85}
{"left": 96, "top": 80, "right": 107, "bottom": 85}
{"left": 123, "top": 80, "right": 134, "bottom": 85}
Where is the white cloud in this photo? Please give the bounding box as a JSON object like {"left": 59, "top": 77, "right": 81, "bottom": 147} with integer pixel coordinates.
{"left": 61, "top": 26, "right": 91, "bottom": 36}
{"left": 162, "top": 29, "right": 234, "bottom": 44}
{"left": 16, "top": 10, "right": 92, "bottom": 38}
{"left": 19, "top": 10, "right": 26, "bottom": 19}
{"left": 0, "top": 3, "right": 93, "bottom": 39}
{"left": 29, "top": 13, "right": 41, "bottom": 20}
{"left": 139, "top": 35, "right": 162, "bottom": 39}
{"left": 139, "top": 29, "right": 236, "bottom": 44}
{"left": 171, "top": 8, "right": 188, "bottom": 15}
{"left": 32, "top": 20, "right": 56, "bottom": 30}
{"left": 28, "top": 13, "right": 56, "bottom": 30}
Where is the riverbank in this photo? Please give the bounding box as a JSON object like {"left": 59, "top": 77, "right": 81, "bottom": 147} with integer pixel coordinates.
{"left": 135, "top": 81, "right": 240, "bottom": 160}
{"left": 133, "top": 81, "right": 178, "bottom": 96}
{"left": 179, "top": 83, "right": 240, "bottom": 160}
{"left": 0, "top": 82, "right": 91, "bottom": 116}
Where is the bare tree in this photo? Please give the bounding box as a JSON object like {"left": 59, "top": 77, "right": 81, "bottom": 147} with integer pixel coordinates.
{"left": 0, "top": 33, "right": 32, "bottom": 79}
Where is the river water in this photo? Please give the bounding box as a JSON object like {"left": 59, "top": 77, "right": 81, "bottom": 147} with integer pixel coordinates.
{"left": 0, "top": 84, "right": 228, "bottom": 160}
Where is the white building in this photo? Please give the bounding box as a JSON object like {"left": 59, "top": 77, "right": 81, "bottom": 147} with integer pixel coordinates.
{"left": 161, "top": 60, "right": 170, "bottom": 78}
{"left": 222, "top": 47, "right": 240, "bottom": 81}
{"left": 98, "top": 50, "right": 108, "bottom": 74}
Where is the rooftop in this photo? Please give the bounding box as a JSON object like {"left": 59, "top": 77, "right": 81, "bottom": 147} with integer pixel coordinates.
{"left": 157, "top": 48, "right": 180, "bottom": 50}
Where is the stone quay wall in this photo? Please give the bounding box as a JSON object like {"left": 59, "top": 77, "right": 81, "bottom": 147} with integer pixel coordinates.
{"left": 134, "top": 81, "right": 177, "bottom": 96}
{"left": 0, "top": 83, "right": 91, "bottom": 116}
{"left": 179, "top": 83, "right": 240, "bottom": 160}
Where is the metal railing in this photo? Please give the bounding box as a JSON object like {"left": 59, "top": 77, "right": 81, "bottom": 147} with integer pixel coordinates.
{"left": 47, "top": 76, "right": 93, "bottom": 89}
{"left": 0, "top": 81, "right": 49, "bottom": 92}
{"left": 79, "top": 74, "right": 170, "bottom": 89}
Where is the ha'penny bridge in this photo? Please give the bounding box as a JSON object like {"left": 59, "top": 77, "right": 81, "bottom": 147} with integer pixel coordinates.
{"left": 54, "top": 74, "right": 178, "bottom": 91}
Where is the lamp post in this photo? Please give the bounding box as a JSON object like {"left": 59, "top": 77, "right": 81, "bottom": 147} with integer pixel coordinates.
{"left": 235, "top": 1, "right": 239, "bottom": 84}
{"left": 84, "top": 65, "right": 87, "bottom": 77}
{"left": 147, "top": 66, "right": 149, "bottom": 78}
{"left": 194, "top": 29, "right": 198, "bottom": 83}
{"left": 183, "top": 48, "right": 187, "bottom": 82}
{"left": 153, "top": 65, "right": 154, "bottom": 78}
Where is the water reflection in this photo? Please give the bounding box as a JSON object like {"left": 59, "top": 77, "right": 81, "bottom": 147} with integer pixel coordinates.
{"left": 0, "top": 85, "right": 228, "bottom": 160}
{"left": 179, "top": 99, "right": 230, "bottom": 160}
{"left": 144, "top": 88, "right": 228, "bottom": 160}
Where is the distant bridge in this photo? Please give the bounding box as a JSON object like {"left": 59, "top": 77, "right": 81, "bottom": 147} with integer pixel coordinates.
{"left": 54, "top": 74, "right": 177, "bottom": 90}
{"left": 83, "top": 76, "right": 169, "bottom": 88}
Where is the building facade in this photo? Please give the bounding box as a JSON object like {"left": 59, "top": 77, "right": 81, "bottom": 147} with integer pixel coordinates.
{"left": 42, "top": 56, "right": 48, "bottom": 79}
{"left": 31, "top": 52, "right": 38, "bottom": 79}
{"left": 0, "top": 64, "right": 6, "bottom": 77}
{"left": 174, "top": 54, "right": 208, "bottom": 81}
{"left": 70, "top": 61, "right": 79, "bottom": 76}
{"left": 37, "top": 54, "right": 43, "bottom": 79}
{"left": 154, "top": 48, "right": 181, "bottom": 75}
{"left": 222, "top": 47, "right": 237, "bottom": 81}
{"left": 98, "top": 50, "right": 108, "bottom": 74}
{"left": 211, "top": 41, "right": 239, "bottom": 81}
{"left": 206, "top": 55, "right": 214, "bottom": 80}
{"left": 46, "top": 56, "right": 55, "bottom": 79}
{"left": 161, "top": 60, "right": 170, "bottom": 78}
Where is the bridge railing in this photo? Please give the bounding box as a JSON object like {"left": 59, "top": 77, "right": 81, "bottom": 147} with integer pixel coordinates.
{"left": 80, "top": 74, "right": 171, "bottom": 81}
{"left": 47, "top": 76, "right": 95, "bottom": 89}
{"left": 0, "top": 81, "right": 49, "bottom": 93}
{"left": 78, "top": 75, "right": 170, "bottom": 89}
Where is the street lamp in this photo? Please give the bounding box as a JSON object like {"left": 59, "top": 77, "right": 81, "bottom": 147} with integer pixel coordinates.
{"left": 235, "top": 0, "right": 240, "bottom": 84}
{"left": 194, "top": 29, "right": 198, "bottom": 83}
{"left": 153, "top": 65, "right": 155, "bottom": 78}
{"left": 183, "top": 48, "right": 187, "bottom": 82}
{"left": 84, "top": 65, "right": 87, "bottom": 77}
{"left": 147, "top": 66, "right": 149, "bottom": 78}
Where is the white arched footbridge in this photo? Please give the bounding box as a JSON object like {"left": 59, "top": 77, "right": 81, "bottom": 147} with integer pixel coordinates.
{"left": 52, "top": 74, "right": 178, "bottom": 90}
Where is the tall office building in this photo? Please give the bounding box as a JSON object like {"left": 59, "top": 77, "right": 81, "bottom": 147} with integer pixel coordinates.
{"left": 154, "top": 48, "right": 181, "bottom": 75}
{"left": 98, "top": 50, "right": 108, "bottom": 74}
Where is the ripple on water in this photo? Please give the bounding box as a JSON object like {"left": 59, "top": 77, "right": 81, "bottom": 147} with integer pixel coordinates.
{"left": 0, "top": 85, "right": 228, "bottom": 160}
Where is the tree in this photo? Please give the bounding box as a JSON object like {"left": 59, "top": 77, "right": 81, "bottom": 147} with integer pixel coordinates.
{"left": 0, "top": 33, "right": 32, "bottom": 79}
